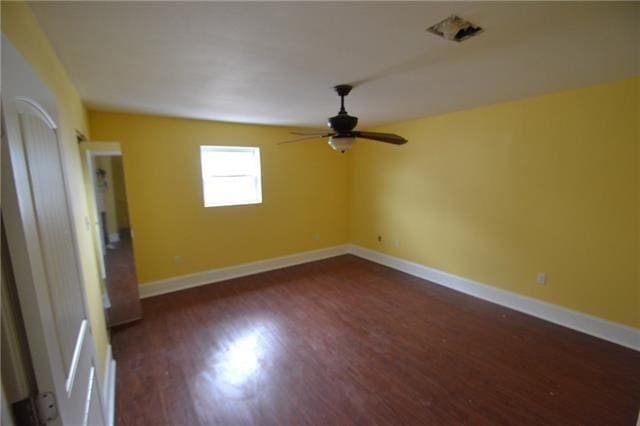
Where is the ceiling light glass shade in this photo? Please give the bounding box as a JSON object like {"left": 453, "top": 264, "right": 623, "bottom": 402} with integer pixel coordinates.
{"left": 328, "top": 136, "right": 356, "bottom": 152}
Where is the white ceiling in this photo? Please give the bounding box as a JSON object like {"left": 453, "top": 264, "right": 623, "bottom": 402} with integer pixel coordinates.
{"left": 31, "top": 1, "right": 639, "bottom": 128}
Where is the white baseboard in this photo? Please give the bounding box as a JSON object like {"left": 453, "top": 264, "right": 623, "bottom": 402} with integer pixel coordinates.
{"left": 348, "top": 244, "right": 640, "bottom": 351}
{"left": 139, "top": 245, "right": 350, "bottom": 299}
{"left": 136, "top": 243, "right": 639, "bottom": 351}
{"left": 108, "top": 233, "right": 120, "bottom": 243}
{"left": 102, "top": 345, "right": 116, "bottom": 426}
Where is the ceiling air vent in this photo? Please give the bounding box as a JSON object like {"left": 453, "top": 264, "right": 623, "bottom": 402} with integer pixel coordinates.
{"left": 427, "top": 15, "right": 483, "bottom": 42}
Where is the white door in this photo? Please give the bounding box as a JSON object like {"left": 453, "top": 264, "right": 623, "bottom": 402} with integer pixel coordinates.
{"left": 1, "top": 36, "right": 105, "bottom": 426}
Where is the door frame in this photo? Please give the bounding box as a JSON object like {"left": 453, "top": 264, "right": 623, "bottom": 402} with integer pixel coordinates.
{"left": 84, "top": 145, "right": 122, "bottom": 281}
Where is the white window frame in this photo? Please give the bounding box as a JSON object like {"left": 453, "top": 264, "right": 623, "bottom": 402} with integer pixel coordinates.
{"left": 200, "top": 145, "right": 263, "bottom": 208}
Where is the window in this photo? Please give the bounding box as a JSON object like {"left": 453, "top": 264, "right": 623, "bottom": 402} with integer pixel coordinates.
{"left": 200, "top": 146, "right": 262, "bottom": 207}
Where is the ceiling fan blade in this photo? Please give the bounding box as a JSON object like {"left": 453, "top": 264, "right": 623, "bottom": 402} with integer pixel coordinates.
{"left": 353, "top": 131, "right": 408, "bottom": 145}
{"left": 278, "top": 134, "right": 333, "bottom": 144}
{"left": 290, "top": 129, "right": 330, "bottom": 136}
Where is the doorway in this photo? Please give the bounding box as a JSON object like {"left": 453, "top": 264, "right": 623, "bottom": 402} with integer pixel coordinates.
{"left": 85, "top": 147, "right": 141, "bottom": 327}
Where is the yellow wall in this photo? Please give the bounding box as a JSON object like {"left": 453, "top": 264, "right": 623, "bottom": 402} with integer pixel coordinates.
{"left": 111, "top": 156, "right": 131, "bottom": 229}
{"left": 88, "top": 111, "right": 350, "bottom": 283}
{"left": 350, "top": 78, "right": 640, "bottom": 328}
{"left": 1, "top": 2, "right": 109, "bottom": 380}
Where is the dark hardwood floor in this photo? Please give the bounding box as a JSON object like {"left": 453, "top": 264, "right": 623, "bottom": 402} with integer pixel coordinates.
{"left": 111, "top": 255, "right": 640, "bottom": 425}
{"left": 105, "top": 232, "right": 142, "bottom": 326}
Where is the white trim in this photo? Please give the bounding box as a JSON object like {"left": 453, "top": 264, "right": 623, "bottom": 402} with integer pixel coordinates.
{"left": 101, "top": 346, "right": 112, "bottom": 408}
{"left": 139, "top": 245, "right": 349, "bottom": 298}
{"left": 86, "top": 150, "right": 107, "bottom": 280}
{"left": 107, "top": 360, "right": 116, "bottom": 426}
{"left": 102, "top": 345, "right": 116, "bottom": 426}
{"left": 84, "top": 145, "right": 123, "bottom": 281}
{"left": 14, "top": 97, "right": 57, "bottom": 129}
{"left": 136, "top": 243, "right": 639, "bottom": 351}
{"left": 65, "top": 319, "right": 88, "bottom": 395}
{"left": 347, "top": 245, "right": 640, "bottom": 351}
{"left": 108, "top": 233, "right": 120, "bottom": 244}
{"left": 91, "top": 149, "right": 122, "bottom": 157}
{"left": 102, "top": 291, "right": 111, "bottom": 309}
{"left": 82, "top": 366, "right": 96, "bottom": 426}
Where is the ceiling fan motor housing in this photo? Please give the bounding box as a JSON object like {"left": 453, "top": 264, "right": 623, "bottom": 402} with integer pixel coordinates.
{"left": 328, "top": 113, "right": 358, "bottom": 135}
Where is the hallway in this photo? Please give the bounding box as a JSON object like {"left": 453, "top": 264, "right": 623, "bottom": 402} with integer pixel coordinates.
{"left": 105, "top": 233, "right": 141, "bottom": 326}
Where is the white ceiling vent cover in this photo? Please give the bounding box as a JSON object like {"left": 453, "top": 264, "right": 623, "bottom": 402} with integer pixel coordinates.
{"left": 427, "top": 15, "right": 483, "bottom": 42}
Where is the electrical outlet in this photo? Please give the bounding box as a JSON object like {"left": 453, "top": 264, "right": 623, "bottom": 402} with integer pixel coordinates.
{"left": 313, "top": 233, "right": 320, "bottom": 241}
{"left": 393, "top": 239, "right": 400, "bottom": 248}
{"left": 377, "top": 235, "right": 383, "bottom": 242}
{"left": 174, "top": 255, "right": 182, "bottom": 265}
{"left": 536, "top": 272, "right": 547, "bottom": 285}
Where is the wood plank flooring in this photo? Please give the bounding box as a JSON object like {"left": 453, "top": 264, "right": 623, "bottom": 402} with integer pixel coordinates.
{"left": 111, "top": 255, "right": 640, "bottom": 425}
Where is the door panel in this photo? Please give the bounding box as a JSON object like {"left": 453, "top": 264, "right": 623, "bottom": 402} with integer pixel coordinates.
{"left": 62, "top": 334, "right": 94, "bottom": 424}
{"left": 18, "top": 109, "right": 87, "bottom": 378}
{"left": 84, "top": 367, "right": 104, "bottom": 426}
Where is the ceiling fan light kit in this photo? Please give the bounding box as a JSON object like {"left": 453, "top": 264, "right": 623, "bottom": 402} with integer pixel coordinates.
{"left": 328, "top": 136, "right": 356, "bottom": 153}
{"left": 279, "top": 84, "right": 408, "bottom": 152}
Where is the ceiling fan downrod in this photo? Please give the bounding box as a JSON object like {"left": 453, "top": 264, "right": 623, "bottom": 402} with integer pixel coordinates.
{"left": 334, "top": 84, "right": 353, "bottom": 114}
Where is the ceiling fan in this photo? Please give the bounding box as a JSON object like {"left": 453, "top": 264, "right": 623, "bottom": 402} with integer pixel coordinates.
{"left": 279, "top": 84, "right": 408, "bottom": 153}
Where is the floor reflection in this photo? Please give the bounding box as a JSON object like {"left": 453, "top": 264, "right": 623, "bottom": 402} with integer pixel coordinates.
{"left": 216, "top": 326, "right": 265, "bottom": 386}
{"left": 199, "top": 320, "right": 279, "bottom": 400}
